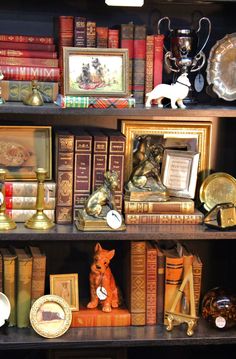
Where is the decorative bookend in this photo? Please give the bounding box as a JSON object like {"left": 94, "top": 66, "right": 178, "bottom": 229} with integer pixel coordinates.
{"left": 25, "top": 168, "right": 55, "bottom": 230}
{"left": 0, "top": 169, "right": 16, "bottom": 230}
{"left": 165, "top": 265, "right": 198, "bottom": 336}
{"left": 23, "top": 80, "right": 44, "bottom": 106}
{"left": 75, "top": 171, "right": 126, "bottom": 231}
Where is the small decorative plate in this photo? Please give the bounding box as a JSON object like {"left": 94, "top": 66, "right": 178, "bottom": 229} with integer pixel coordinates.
{"left": 0, "top": 292, "right": 11, "bottom": 327}
{"left": 199, "top": 172, "right": 236, "bottom": 211}
{"left": 207, "top": 33, "right": 236, "bottom": 101}
{"left": 30, "top": 294, "right": 72, "bottom": 339}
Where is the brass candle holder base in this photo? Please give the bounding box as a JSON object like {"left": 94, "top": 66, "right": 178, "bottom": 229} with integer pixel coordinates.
{"left": 25, "top": 168, "right": 55, "bottom": 230}
{"left": 0, "top": 212, "right": 17, "bottom": 230}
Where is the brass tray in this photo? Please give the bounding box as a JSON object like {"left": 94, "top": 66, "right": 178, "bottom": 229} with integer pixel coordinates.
{"left": 30, "top": 294, "right": 72, "bottom": 338}
{"left": 206, "top": 33, "right": 236, "bottom": 101}
{"left": 199, "top": 172, "right": 236, "bottom": 211}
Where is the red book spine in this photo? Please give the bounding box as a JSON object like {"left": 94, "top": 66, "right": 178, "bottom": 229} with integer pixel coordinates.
{"left": 0, "top": 49, "right": 57, "bottom": 59}
{"left": 74, "top": 17, "right": 86, "bottom": 47}
{"left": 96, "top": 27, "right": 108, "bottom": 48}
{"left": 153, "top": 34, "right": 164, "bottom": 87}
{"left": 0, "top": 56, "right": 58, "bottom": 68}
{"left": 146, "top": 243, "right": 157, "bottom": 325}
{"left": 58, "top": 15, "right": 74, "bottom": 84}
{"left": 145, "top": 35, "right": 154, "bottom": 96}
{"left": 0, "top": 65, "right": 60, "bottom": 81}
{"left": 133, "top": 24, "right": 147, "bottom": 104}
{"left": 0, "top": 42, "right": 56, "bottom": 51}
{"left": 108, "top": 29, "right": 119, "bottom": 48}
{"left": 0, "top": 34, "right": 54, "bottom": 44}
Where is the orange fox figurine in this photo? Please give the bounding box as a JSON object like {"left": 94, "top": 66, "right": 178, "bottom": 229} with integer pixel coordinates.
{"left": 87, "top": 242, "right": 119, "bottom": 312}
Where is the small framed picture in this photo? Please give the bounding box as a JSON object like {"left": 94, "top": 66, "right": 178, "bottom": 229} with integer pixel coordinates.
{"left": 161, "top": 149, "right": 200, "bottom": 199}
{"left": 50, "top": 273, "right": 79, "bottom": 311}
{"left": 30, "top": 294, "right": 72, "bottom": 339}
{"left": 63, "top": 47, "right": 129, "bottom": 97}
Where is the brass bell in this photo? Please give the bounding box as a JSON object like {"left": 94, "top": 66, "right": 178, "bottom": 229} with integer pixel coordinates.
{"left": 23, "top": 80, "right": 44, "bottom": 106}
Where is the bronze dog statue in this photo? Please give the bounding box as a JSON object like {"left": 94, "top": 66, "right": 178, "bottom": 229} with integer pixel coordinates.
{"left": 84, "top": 171, "right": 118, "bottom": 218}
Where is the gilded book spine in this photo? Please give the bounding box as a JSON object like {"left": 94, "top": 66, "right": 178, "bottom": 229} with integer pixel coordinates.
{"left": 55, "top": 132, "right": 74, "bottom": 224}
{"left": 86, "top": 21, "right": 96, "bottom": 47}
{"left": 96, "top": 27, "right": 108, "bottom": 48}
{"left": 156, "top": 245, "right": 165, "bottom": 324}
{"left": 0, "top": 65, "right": 60, "bottom": 81}
{"left": 192, "top": 254, "right": 203, "bottom": 315}
{"left": 6, "top": 209, "right": 54, "bottom": 223}
{"left": 125, "top": 211, "right": 204, "bottom": 225}
{"left": 130, "top": 241, "right": 146, "bottom": 325}
{"left": 5, "top": 181, "right": 56, "bottom": 197}
{"left": 145, "top": 35, "right": 154, "bottom": 96}
{"left": 0, "top": 41, "right": 56, "bottom": 51}
{"left": 0, "top": 56, "right": 58, "bottom": 67}
{"left": 74, "top": 16, "right": 86, "bottom": 47}
{"left": 124, "top": 199, "right": 195, "bottom": 214}
{"left": 0, "top": 34, "right": 54, "bottom": 44}
{"left": 5, "top": 196, "right": 55, "bottom": 210}
{"left": 146, "top": 242, "right": 157, "bottom": 325}
{"left": 108, "top": 29, "right": 119, "bottom": 48}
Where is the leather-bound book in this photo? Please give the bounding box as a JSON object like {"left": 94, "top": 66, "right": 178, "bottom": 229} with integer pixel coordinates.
{"left": 96, "top": 27, "right": 108, "bottom": 48}
{"left": 1, "top": 248, "right": 17, "bottom": 326}
{"left": 55, "top": 131, "right": 75, "bottom": 224}
{"left": 108, "top": 29, "right": 119, "bottom": 48}
{"left": 5, "top": 196, "right": 55, "bottom": 210}
{"left": 192, "top": 254, "right": 203, "bottom": 315}
{"left": 86, "top": 21, "right": 96, "bottom": 47}
{"left": 153, "top": 34, "right": 165, "bottom": 88}
{"left": 12, "top": 247, "right": 33, "bottom": 328}
{"left": 153, "top": 242, "right": 166, "bottom": 325}
{"left": 124, "top": 241, "right": 146, "bottom": 326}
{"left": 124, "top": 198, "right": 195, "bottom": 214}
{"left": 133, "top": 24, "right": 147, "bottom": 104}
{"left": 29, "top": 246, "right": 46, "bottom": 305}
{"left": 146, "top": 242, "right": 157, "bottom": 325}
{"left": 0, "top": 49, "right": 57, "bottom": 58}
{"left": 103, "top": 129, "right": 126, "bottom": 211}
{"left": 0, "top": 56, "right": 58, "bottom": 67}
{"left": 5, "top": 181, "right": 56, "bottom": 197}
{"left": 0, "top": 65, "right": 60, "bottom": 82}
{"left": 145, "top": 35, "right": 154, "bottom": 97}
{"left": 73, "top": 129, "right": 93, "bottom": 220}
{"left": 88, "top": 128, "right": 108, "bottom": 192}
{"left": 74, "top": 16, "right": 86, "bottom": 47}
{"left": 0, "top": 34, "right": 54, "bottom": 44}
{"left": 6, "top": 209, "right": 54, "bottom": 223}
{"left": 121, "top": 22, "right": 134, "bottom": 92}
{"left": 0, "top": 41, "right": 56, "bottom": 51}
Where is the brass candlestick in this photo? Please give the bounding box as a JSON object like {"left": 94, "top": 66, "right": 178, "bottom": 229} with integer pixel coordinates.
{"left": 25, "top": 168, "right": 55, "bottom": 230}
{"left": 0, "top": 169, "right": 16, "bottom": 230}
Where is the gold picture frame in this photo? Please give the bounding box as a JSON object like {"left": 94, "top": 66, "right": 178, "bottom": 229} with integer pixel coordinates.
{"left": 63, "top": 47, "right": 129, "bottom": 97}
{"left": 30, "top": 294, "right": 72, "bottom": 339}
{"left": 121, "top": 120, "right": 212, "bottom": 183}
{"left": 50, "top": 273, "right": 79, "bottom": 311}
{"left": 0, "top": 126, "right": 52, "bottom": 180}
{"left": 161, "top": 150, "right": 200, "bottom": 199}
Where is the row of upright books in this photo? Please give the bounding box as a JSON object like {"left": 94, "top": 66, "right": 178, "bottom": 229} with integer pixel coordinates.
{"left": 0, "top": 33, "right": 59, "bottom": 103}
{"left": 0, "top": 246, "right": 46, "bottom": 328}
{"left": 124, "top": 240, "right": 203, "bottom": 326}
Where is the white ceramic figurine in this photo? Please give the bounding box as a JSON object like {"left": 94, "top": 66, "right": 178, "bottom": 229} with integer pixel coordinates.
{"left": 145, "top": 73, "right": 191, "bottom": 109}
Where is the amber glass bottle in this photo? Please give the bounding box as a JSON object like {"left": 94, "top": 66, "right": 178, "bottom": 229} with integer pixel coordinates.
{"left": 202, "top": 287, "right": 236, "bottom": 329}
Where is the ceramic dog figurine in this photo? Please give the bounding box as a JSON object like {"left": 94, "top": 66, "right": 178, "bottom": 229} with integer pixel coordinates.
{"left": 87, "top": 242, "right": 119, "bottom": 312}
{"left": 145, "top": 73, "right": 191, "bottom": 109}
{"left": 84, "top": 171, "right": 118, "bottom": 219}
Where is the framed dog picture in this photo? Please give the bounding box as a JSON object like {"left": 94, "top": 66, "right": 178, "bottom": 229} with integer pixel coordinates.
{"left": 63, "top": 47, "right": 129, "bottom": 97}
{"left": 50, "top": 273, "right": 79, "bottom": 311}
{"left": 0, "top": 126, "right": 52, "bottom": 180}
{"left": 121, "top": 120, "right": 213, "bottom": 183}
{"left": 161, "top": 150, "right": 200, "bottom": 199}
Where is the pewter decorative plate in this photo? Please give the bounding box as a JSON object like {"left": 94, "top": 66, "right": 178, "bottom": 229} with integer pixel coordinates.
{"left": 199, "top": 172, "right": 236, "bottom": 211}
{"left": 207, "top": 33, "right": 236, "bottom": 101}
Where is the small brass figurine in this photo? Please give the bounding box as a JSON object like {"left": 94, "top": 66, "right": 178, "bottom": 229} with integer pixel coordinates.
{"left": 126, "top": 141, "right": 169, "bottom": 202}
{"left": 25, "top": 168, "right": 55, "bottom": 230}
{"left": 23, "top": 80, "right": 44, "bottom": 106}
{"left": 0, "top": 70, "right": 5, "bottom": 105}
{"left": 75, "top": 171, "right": 125, "bottom": 231}
{"left": 0, "top": 169, "right": 16, "bottom": 230}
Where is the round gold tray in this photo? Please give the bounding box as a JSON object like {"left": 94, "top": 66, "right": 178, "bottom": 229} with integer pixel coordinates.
{"left": 199, "top": 172, "right": 236, "bottom": 211}
{"left": 207, "top": 33, "right": 236, "bottom": 101}
{"left": 30, "top": 294, "right": 72, "bottom": 339}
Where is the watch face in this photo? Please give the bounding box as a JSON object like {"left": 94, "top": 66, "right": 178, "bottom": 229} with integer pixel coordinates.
{"left": 194, "top": 74, "right": 205, "bottom": 93}
{"left": 106, "top": 210, "right": 122, "bottom": 229}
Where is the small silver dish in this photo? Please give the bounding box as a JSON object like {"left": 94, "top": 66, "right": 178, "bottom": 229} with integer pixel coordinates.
{"left": 207, "top": 33, "right": 236, "bottom": 101}
{"left": 0, "top": 292, "right": 11, "bottom": 327}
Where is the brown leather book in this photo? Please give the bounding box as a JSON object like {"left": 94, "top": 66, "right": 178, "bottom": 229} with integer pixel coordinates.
{"left": 29, "top": 246, "right": 46, "bottom": 305}
{"left": 146, "top": 242, "right": 157, "bottom": 325}
{"left": 145, "top": 35, "right": 154, "bottom": 96}
{"left": 121, "top": 22, "right": 134, "bottom": 92}
{"left": 74, "top": 16, "right": 86, "bottom": 47}
{"left": 55, "top": 131, "right": 75, "bottom": 224}
{"left": 71, "top": 307, "right": 131, "bottom": 327}
{"left": 96, "top": 26, "right": 108, "bottom": 48}
{"left": 133, "top": 24, "right": 147, "bottom": 104}
{"left": 73, "top": 129, "right": 93, "bottom": 220}
{"left": 86, "top": 21, "right": 96, "bottom": 47}
{"left": 124, "top": 198, "right": 195, "bottom": 214}
{"left": 108, "top": 29, "right": 119, "bottom": 48}
{"left": 153, "top": 241, "right": 166, "bottom": 325}
{"left": 192, "top": 253, "right": 203, "bottom": 315}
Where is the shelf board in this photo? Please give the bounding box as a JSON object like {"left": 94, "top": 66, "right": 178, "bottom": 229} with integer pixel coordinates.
{"left": 0, "top": 223, "right": 235, "bottom": 241}
{"left": 1, "top": 320, "right": 236, "bottom": 350}
{"left": 1, "top": 102, "right": 236, "bottom": 117}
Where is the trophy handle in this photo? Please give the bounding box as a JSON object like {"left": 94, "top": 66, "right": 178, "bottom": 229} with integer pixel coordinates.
{"left": 191, "top": 52, "right": 206, "bottom": 72}
{"left": 195, "top": 17, "right": 211, "bottom": 56}
{"left": 165, "top": 52, "right": 180, "bottom": 73}
{"left": 157, "top": 16, "right": 172, "bottom": 52}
